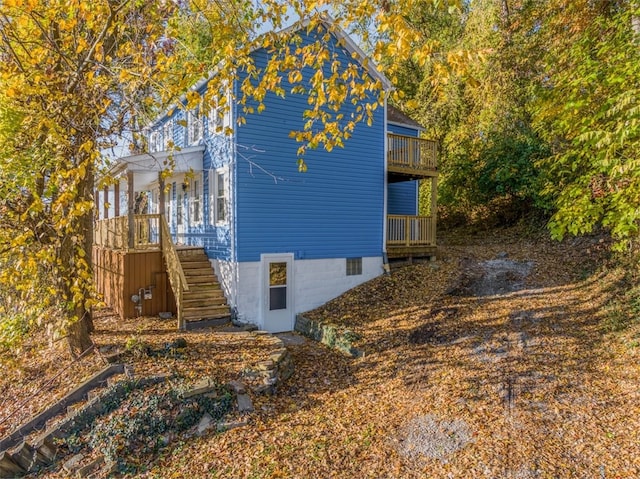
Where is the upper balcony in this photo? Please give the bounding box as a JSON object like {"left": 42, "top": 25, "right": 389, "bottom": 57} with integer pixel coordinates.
{"left": 387, "top": 133, "right": 438, "bottom": 182}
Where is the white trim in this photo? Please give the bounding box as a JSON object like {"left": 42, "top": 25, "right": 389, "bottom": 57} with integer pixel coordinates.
{"left": 224, "top": 256, "right": 383, "bottom": 329}
{"left": 261, "top": 253, "right": 295, "bottom": 333}
{"left": 387, "top": 120, "right": 426, "bottom": 133}
{"left": 189, "top": 173, "right": 203, "bottom": 226}
{"left": 143, "top": 16, "right": 392, "bottom": 132}
{"left": 383, "top": 98, "right": 388, "bottom": 253}
{"left": 208, "top": 166, "right": 229, "bottom": 226}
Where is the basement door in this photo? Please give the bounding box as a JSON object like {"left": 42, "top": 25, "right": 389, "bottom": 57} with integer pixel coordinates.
{"left": 262, "top": 253, "right": 294, "bottom": 333}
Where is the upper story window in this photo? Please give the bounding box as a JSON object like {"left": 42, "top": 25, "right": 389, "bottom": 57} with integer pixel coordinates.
{"left": 209, "top": 167, "right": 228, "bottom": 225}
{"left": 163, "top": 120, "right": 174, "bottom": 149}
{"left": 187, "top": 108, "right": 203, "bottom": 145}
{"left": 149, "top": 130, "right": 163, "bottom": 153}
{"left": 189, "top": 175, "right": 203, "bottom": 225}
{"left": 208, "top": 104, "right": 224, "bottom": 135}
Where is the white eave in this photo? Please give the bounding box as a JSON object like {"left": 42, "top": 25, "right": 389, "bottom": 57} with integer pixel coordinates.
{"left": 106, "top": 145, "right": 205, "bottom": 191}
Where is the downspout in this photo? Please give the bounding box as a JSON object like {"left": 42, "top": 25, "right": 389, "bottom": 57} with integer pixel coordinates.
{"left": 231, "top": 80, "right": 240, "bottom": 318}
{"left": 382, "top": 97, "right": 390, "bottom": 274}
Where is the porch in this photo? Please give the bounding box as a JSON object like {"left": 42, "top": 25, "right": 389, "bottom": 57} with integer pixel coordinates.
{"left": 386, "top": 134, "right": 438, "bottom": 260}
{"left": 93, "top": 213, "right": 230, "bottom": 329}
{"left": 387, "top": 133, "right": 438, "bottom": 181}
{"left": 386, "top": 215, "right": 437, "bottom": 260}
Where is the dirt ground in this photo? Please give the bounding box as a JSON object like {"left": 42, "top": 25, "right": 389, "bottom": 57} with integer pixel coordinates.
{"left": 2, "top": 226, "right": 640, "bottom": 478}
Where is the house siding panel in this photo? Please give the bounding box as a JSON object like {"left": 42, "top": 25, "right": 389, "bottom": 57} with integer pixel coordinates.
{"left": 235, "top": 28, "right": 385, "bottom": 262}
{"left": 387, "top": 123, "right": 420, "bottom": 137}
{"left": 388, "top": 181, "right": 418, "bottom": 215}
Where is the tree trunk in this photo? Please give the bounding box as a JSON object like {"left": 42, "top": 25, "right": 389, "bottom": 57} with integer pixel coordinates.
{"left": 64, "top": 154, "right": 96, "bottom": 356}
{"left": 67, "top": 310, "right": 93, "bottom": 358}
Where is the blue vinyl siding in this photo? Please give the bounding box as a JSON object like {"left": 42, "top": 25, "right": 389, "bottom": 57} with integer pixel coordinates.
{"left": 387, "top": 123, "right": 420, "bottom": 137}
{"left": 388, "top": 123, "right": 420, "bottom": 215}
{"left": 388, "top": 181, "right": 418, "bottom": 215}
{"left": 235, "top": 28, "right": 385, "bottom": 262}
{"left": 147, "top": 92, "right": 233, "bottom": 260}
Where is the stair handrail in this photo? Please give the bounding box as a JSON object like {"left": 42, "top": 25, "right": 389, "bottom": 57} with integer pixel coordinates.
{"left": 160, "top": 216, "right": 189, "bottom": 330}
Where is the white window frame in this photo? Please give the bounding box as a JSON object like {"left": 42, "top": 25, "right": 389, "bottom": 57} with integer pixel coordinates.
{"left": 163, "top": 120, "right": 174, "bottom": 149}
{"left": 187, "top": 108, "right": 203, "bottom": 145}
{"left": 189, "top": 174, "right": 203, "bottom": 226}
{"left": 208, "top": 167, "right": 228, "bottom": 226}
{"left": 208, "top": 102, "right": 224, "bottom": 135}
{"left": 165, "top": 185, "right": 173, "bottom": 224}
{"left": 149, "top": 130, "right": 163, "bottom": 153}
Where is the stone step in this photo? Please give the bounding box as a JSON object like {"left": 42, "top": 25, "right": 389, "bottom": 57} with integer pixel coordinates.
{"left": 9, "top": 442, "right": 48, "bottom": 472}
{"left": 0, "top": 451, "right": 26, "bottom": 478}
{"left": 184, "top": 316, "right": 231, "bottom": 330}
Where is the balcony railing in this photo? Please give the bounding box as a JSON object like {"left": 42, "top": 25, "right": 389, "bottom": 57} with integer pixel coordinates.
{"left": 387, "top": 215, "right": 436, "bottom": 247}
{"left": 388, "top": 133, "right": 437, "bottom": 176}
{"left": 94, "top": 214, "right": 161, "bottom": 250}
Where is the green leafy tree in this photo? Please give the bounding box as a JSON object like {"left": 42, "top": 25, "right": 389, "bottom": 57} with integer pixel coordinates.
{"left": 531, "top": 1, "right": 640, "bottom": 248}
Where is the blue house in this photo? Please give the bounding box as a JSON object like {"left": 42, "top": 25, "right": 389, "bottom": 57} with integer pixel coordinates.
{"left": 93, "top": 18, "right": 438, "bottom": 332}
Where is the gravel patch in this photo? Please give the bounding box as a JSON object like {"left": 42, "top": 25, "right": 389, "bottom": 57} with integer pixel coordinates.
{"left": 397, "top": 414, "right": 473, "bottom": 461}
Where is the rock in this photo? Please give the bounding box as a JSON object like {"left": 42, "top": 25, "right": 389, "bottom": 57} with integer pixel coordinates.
{"left": 182, "top": 377, "right": 216, "bottom": 398}
{"left": 196, "top": 413, "right": 214, "bottom": 436}
{"left": 172, "top": 337, "right": 188, "bottom": 349}
{"left": 236, "top": 393, "right": 254, "bottom": 413}
{"left": 63, "top": 453, "right": 84, "bottom": 474}
{"left": 75, "top": 455, "right": 104, "bottom": 478}
{"left": 216, "top": 420, "right": 247, "bottom": 432}
{"left": 0, "top": 451, "right": 26, "bottom": 477}
{"left": 228, "top": 380, "right": 246, "bottom": 394}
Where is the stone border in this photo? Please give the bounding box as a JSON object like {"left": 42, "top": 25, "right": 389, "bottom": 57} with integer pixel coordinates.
{"left": 295, "top": 315, "right": 364, "bottom": 358}
{"left": 0, "top": 364, "right": 125, "bottom": 453}
{"left": 248, "top": 331, "right": 294, "bottom": 395}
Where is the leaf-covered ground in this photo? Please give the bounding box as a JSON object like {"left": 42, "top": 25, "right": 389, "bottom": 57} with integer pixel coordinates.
{"left": 2, "top": 226, "right": 640, "bottom": 477}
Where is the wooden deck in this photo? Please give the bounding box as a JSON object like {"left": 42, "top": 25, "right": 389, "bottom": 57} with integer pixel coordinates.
{"left": 387, "top": 133, "right": 438, "bottom": 180}
{"left": 93, "top": 214, "right": 230, "bottom": 328}
{"left": 386, "top": 215, "right": 437, "bottom": 259}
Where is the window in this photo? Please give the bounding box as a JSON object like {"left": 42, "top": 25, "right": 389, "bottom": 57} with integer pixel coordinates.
{"left": 346, "top": 258, "right": 362, "bottom": 276}
{"left": 177, "top": 192, "right": 183, "bottom": 226}
{"left": 149, "top": 130, "right": 163, "bottom": 153}
{"left": 165, "top": 186, "right": 172, "bottom": 224}
{"left": 189, "top": 176, "right": 203, "bottom": 225}
{"left": 208, "top": 168, "right": 228, "bottom": 225}
{"left": 208, "top": 103, "right": 224, "bottom": 135}
{"left": 187, "top": 108, "right": 203, "bottom": 145}
{"left": 163, "top": 120, "right": 174, "bottom": 149}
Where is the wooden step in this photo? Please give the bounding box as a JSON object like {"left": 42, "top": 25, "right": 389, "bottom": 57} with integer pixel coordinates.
{"left": 180, "top": 261, "right": 213, "bottom": 270}
{"left": 183, "top": 298, "right": 227, "bottom": 309}
{"left": 185, "top": 277, "right": 220, "bottom": 286}
{"left": 182, "top": 267, "right": 217, "bottom": 277}
{"left": 182, "top": 289, "right": 226, "bottom": 299}
{"left": 183, "top": 305, "right": 230, "bottom": 321}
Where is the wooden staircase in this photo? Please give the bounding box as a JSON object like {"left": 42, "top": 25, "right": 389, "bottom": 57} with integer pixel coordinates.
{"left": 177, "top": 247, "right": 231, "bottom": 327}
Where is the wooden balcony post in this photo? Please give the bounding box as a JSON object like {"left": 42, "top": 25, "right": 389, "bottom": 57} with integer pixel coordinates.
{"left": 158, "top": 173, "right": 165, "bottom": 248}
{"left": 404, "top": 215, "right": 410, "bottom": 247}
{"left": 430, "top": 176, "right": 438, "bottom": 244}
{"left": 114, "top": 182, "right": 120, "bottom": 217}
{"left": 127, "top": 171, "right": 135, "bottom": 250}
{"left": 103, "top": 185, "right": 109, "bottom": 220}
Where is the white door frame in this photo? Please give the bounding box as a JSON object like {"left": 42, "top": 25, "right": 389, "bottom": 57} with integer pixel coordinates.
{"left": 261, "top": 253, "right": 294, "bottom": 332}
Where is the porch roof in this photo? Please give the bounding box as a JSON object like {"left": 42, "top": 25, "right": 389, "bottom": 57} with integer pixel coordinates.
{"left": 107, "top": 145, "right": 205, "bottom": 190}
